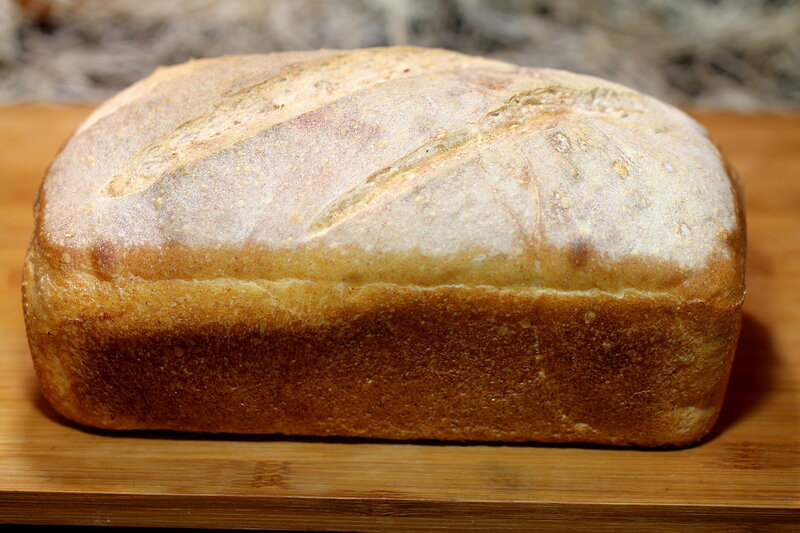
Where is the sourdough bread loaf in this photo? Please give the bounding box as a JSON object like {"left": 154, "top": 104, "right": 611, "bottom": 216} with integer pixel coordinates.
{"left": 23, "top": 47, "right": 745, "bottom": 446}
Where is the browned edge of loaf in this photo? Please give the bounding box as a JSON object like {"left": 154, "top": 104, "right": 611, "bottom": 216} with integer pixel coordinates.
{"left": 23, "top": 242, "right": 743, "bottom": 447}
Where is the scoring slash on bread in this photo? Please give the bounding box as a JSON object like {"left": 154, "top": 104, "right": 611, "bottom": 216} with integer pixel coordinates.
{"left": 23, "top": 46, "right": 745, "bottom": 447}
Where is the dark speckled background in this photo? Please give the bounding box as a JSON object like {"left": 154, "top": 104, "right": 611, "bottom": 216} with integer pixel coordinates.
{"left": 0, "top": 0, "right": 798, "bottom": 109}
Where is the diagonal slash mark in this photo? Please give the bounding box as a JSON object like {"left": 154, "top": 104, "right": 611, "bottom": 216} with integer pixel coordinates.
{"left": 103, "top": 48, "right": 500, "bottom": 198}
{"left": 306, "top": 84, "right": 646, "bottom": 238}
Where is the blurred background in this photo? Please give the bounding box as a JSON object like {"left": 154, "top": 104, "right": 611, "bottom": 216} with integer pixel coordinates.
{"left": 0, "top": 0, "right": 798, "bottom": 109}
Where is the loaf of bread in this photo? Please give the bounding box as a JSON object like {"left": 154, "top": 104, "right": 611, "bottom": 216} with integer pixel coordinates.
{"left": 23, "top": 47, "right": 745, "bottom": 446}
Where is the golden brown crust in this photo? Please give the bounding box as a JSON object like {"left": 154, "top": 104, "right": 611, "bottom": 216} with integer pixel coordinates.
{"left": 24, "top": 245, "right": 740, "bottom": 446}
{"left": 23, "top": 47, "right": 746, "bottom": 446}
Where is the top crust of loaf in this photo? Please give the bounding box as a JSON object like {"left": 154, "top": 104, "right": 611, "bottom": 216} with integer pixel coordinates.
{"left": 34, "top": 47, "right": 744, "bottom": 302}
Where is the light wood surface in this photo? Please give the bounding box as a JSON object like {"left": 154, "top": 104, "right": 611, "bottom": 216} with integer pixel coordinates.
{"left": 0, "top": 105, "right": 798, "bottom": 530}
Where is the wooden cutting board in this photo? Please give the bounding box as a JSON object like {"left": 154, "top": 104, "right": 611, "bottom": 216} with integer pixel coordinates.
{"left": 0, "top": 105, "right": 798, "bottom": 531}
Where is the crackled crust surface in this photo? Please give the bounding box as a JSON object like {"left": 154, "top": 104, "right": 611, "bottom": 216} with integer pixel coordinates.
{"left": 34, "top": 46, "right": 744, "bottom": 299}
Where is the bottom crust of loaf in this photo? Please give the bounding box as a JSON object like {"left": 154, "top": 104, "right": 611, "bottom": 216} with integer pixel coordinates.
{"left": 23, "top": 250, "right": 741, "bottom": 448}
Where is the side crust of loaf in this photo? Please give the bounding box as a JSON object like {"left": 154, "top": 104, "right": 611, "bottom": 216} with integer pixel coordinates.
{"left": 24, "top": 244, "right": 741, "bottom": 447}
